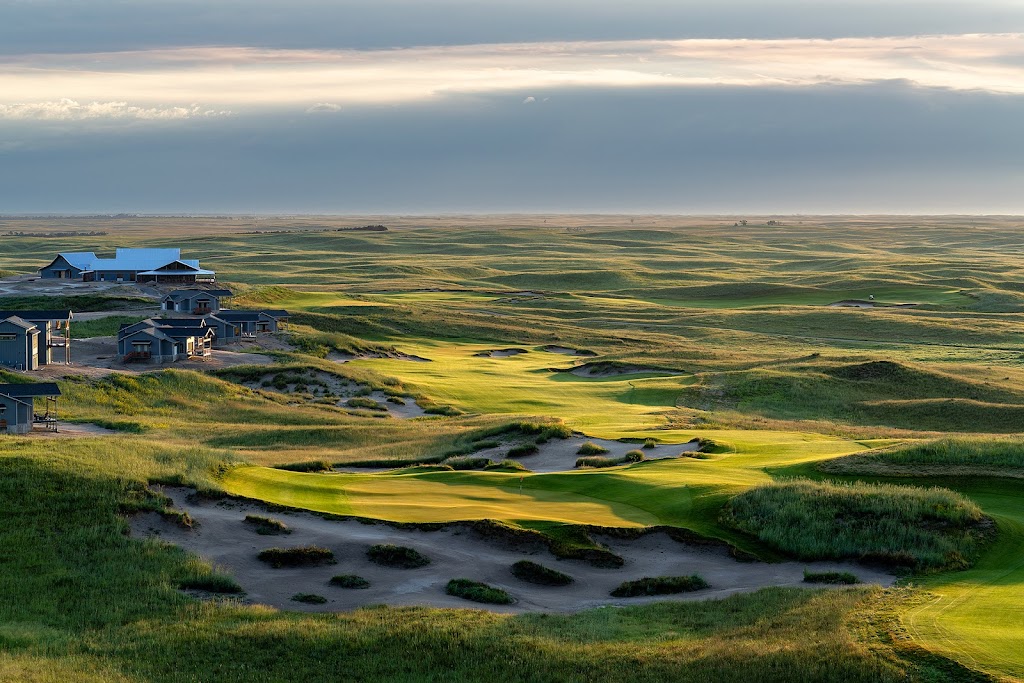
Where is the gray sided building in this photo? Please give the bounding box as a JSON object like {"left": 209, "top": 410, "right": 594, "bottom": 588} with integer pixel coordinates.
{"left": 161, "top": 288, "right": 233, "bottom": 315}
{"left": 0, "top": 310, "right": 73, "bottom": 365}
{"left": 215, "top": 309, "right": 291, "bottom": 336}
{"left": 0, "top": 317, "right": 40, "bottom": 371}
{"left": 39, "top": 248, "right": 215, "bottom": 284}
{"left": 0, "top": 383, "right": 61, "bottom": 434}
{"left": 117, "top": 318, "right": 214, "bottom": 363}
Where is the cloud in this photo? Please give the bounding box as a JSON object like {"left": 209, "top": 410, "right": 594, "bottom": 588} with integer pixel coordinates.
{"left": 0, "top": 34, "right": 1022, "bottom": 121}
{"left": 306, "top": 102, "right": 343, "bottom": 113}
{"left": 0, "top": 99, "right": 229, "bottom": 121}
{"left": 522, "top": 96, "right": 536, "bottom": 104}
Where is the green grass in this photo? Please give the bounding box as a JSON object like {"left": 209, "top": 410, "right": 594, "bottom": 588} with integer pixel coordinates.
{"left": 70, "top": 315, "right": 150, "bottom": 339}
{"left": 724, "top": 480, "right": 988, "bottom": 570}
{"left": 803, "top": 571, "right": 860, "bottom": 585}
{"left": 329, "top": 574, "right": 370, "bottom": 589}
{"left": 291, "top": 593, "right": 328, "bottom": 604}
{"left": 445, "top": 578, "right": 514, "bottom": 605}
{"left": 366, "top": 544, "right": 431, "bottom": 569}
{"left": 243, "top": 514, "right": 291, "bottom": 535}
{"left": 257, "top": 546, "right": 336, "bottom": 568}
{"left": 610, "top": 575, "right": 710, "bottom": 598}
{"left": 510, "top": 560, "right": 574, "bottom": 586}
{"left": 4, "top": 218, "right": 1024, "bottom": 681}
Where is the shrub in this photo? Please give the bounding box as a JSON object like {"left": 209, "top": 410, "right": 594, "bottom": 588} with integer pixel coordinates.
{"left": 803, "top": 570, "right": 859, "bottom": 585}
{"left": 610, "top": 575, "right": 709, "bottom": 597}
{"left": 258, "top": 546, "right": 336, "bottom": 568}
{"left": 485, "top": 459, "right": 528, "bottom": 472}
{"left": 347, "top": 397, "right": 387, "bottom": 411}
{"left": 576, "top": 452, "right": 644, "bottom": 468}
{"left": 244, "top": 514, "right": 291, "bottom": 535}
{"left": 275, "top": 460, "right": 334, "bottom": 473}
{"left": 446, "top": 578, "right": 514, "bottom": 605}
{"left": 444, "top": 456, "right": 491, "bottom": 471}
{"left": 643, "top": 438, "right": 658, "bottom": 449}
{"left": 367, "top": 544, "right": 430, "bottom": 569}
{"left": 386, "top": 396, "right": 407, "bottom": 405}
{"left": 179, "top": 574, "right": 244, "bottom": 594}
{"left": 329, "top": 574, "right": 370, "bottom": 589}
{"left": 508, "top": 443, "right": 539, "bottom": 458}
{"left": 291, "top": 593, "right": 328, "bottom": 604}
{"left": 423, "top": 404, "right": 463, "bottom": 416}
{"left": 724, "top": 479, "right": 987, "bottom": 570}
{"left": 511, "top": 560, "right": 573, "bottom": 586}
{"left": 576, "top": 442, "right": 609, "bottom": 456}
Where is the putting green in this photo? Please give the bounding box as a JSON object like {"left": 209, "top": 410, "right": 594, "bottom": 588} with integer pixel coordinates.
{"left": 350, "top": 341, "right": 695, "bottom": 437}
{"left": 222, "top": 429, "right": 869, "bottom": 538}
{"left": 902, "top": 480, "right": 1024, "bottom": 681}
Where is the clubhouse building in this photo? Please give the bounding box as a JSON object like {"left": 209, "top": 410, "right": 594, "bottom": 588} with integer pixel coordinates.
{"left": 39, "top": 248, "right": 215, "bottom": 284}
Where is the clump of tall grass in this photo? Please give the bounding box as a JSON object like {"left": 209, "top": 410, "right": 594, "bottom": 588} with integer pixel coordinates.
{"left": 446, "top": 578, "right": 514, "bottom": 605}
{"left": 507, "top": 443, "right": 539, "bottom": 458}
{"left": 258, "top": 546, "right": 336, "bottom": 568}
{"left": 367, "top": 544, "right": 430, "bottom": 569}
{"left": 724, "top": 479, "right": 987, "bottom": 570}
{"left": 803, "top": 570, "right": 859, "bottom": 585}
{"left": 329, "top": 574, "right": 370, "bottom": 589}
{"left": 291, "top": 593, "right": 328, "bottom": 604}
{"left": 511, "top": 560, "right": 573, "bottom": 586}
{"left": 575, "top": 450, "right": 645, "bottom": 469}
{"left": 243, "top": 514, "right": 291, "bottom": 535}
{"left": 821, "top": 437, "right": 1024, "bottom": 478}
{"left": 611, "top": 575, "right": 708, "bottom": 597}
{"left": 274, "top": 460, "right": 334, "bottom": 473}
{"left": 576, "top": 442, "right": 608, "bottom": 455}
{"left": 179, "top": 574, "right": 244, "bottom": 594}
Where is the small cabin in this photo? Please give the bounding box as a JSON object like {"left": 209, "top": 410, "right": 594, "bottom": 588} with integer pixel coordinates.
{"left": 161, "top": 288, "right": 233, "bottom": 315}
{"left": 0, "top": 310, "right": 73, "bottom": 365}
{"left": 117, "top": 319, "right": 215, "bottom": 363}
{"left": 0, "top": 383, "right": 61, "bottom": 434}
{"left": 0, "top": 317, "right": 40, "bottom": 371}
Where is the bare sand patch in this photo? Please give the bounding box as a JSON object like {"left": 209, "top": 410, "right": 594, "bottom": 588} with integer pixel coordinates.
{"left": 327, "top": 350, "right": 431, "bottom": 363}
{"left": 474, "top": 348, "right": 529, "bottom": 358}
{"left": 567, "top": 362, "right": 679, "bottom": 378}
{"left": 541, "top": 345, "right": 597, "bottom": 357}
{"left": 131, "top": 487, "right": 895, "bottom": 614}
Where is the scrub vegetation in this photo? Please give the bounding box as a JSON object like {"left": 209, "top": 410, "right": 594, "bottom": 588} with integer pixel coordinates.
{"left": 1, "top": 216, "right": 1023, "bottom": 681}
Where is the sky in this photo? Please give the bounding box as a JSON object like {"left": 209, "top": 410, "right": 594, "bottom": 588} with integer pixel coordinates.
{"left": 1, "top": 1, "right": 1023, "bottom": 214}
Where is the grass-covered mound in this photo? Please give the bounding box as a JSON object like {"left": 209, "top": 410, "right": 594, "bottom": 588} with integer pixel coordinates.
{"left": 257, "top": 546, "right": 336, "bottom": 568}
{"left": 446, "top": 578, "right": 514, "bottom": 605}
{"left": 329, "top": 574, "right": 370, "bottom": 589}
{"left": 611, "top": 575, "right": 709, "bottom": 598}
{"left": 820, "top": 438, "right": 1024, "bottom": 479}
{"left": 724, "top": 480, "right": 988, "bottom": 570}
{"left": 576, "top": 450, "right": 645, "bottom": 468}
{"left": 804, "top": 571, "right": 859, "bottom": 585}
{"left": 243, "top": 514, "right": 291, "bottom": 535}
{"left": 510, "top": 560, "right": 573, "bottom": 586}
{"left": 367, "top": 544, "right": 430, "bottom": 569}
{"left": 681, "top": 361, "right": 1024, "bottom": 433}
{"left": 291, "top": 593, "right": 328, "bottom": 604}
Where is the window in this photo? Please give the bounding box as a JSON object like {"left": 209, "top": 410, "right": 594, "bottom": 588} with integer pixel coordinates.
{"left": 0, "top": 333, "right": 17, "bottom": 341}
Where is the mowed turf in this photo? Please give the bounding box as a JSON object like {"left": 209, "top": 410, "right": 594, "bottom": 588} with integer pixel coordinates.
{"left": 223, "top": 429, "right": 870, "bottom": 548}
{"left": 350, "top": 341, "right": 695, "bottom": 437}
{"left": 902, "top": 479, "right": 1024, "bottom": 681}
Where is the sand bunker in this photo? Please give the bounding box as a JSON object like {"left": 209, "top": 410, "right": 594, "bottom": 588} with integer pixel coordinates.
{"left": 132, "top": 487, "right": 894, "bottom": 614}
{"left": 566, "top": 363, "right": 678, "bottom": 378}
{"left": 328, "top": 351, "right": 431, "bottom": 363}
{"left": 474, "top": 348, "right": 529, "bottom": 358}
{"left": 827, "top": 300, "right": 918, "bottom": 309}
{"left": 483, "top": 436, "right": 700, "bottom": 473}
{"left": 541, "top": 345, "right": 597, "bottom": 357}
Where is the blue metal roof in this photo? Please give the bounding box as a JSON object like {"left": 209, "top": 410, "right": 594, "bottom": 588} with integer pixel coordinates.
{"left": 88, "top": 248, "right": 183, "bottom": 271}
{"left": 56, "top": 252, "right": 99, "bottom": 270}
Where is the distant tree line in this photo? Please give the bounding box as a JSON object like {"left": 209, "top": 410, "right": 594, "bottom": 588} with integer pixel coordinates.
{"left": 2, "top": 230, "right": 108, "bottom": 237}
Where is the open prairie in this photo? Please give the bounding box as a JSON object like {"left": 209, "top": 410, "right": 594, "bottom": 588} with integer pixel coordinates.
{"left": 1, "top": 215, "right": 1023, "bottom": 682}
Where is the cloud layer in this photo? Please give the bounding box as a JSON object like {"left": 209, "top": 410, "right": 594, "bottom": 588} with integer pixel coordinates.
{"left": 1, "top": 34, "right": 1022, "bottom": 120}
